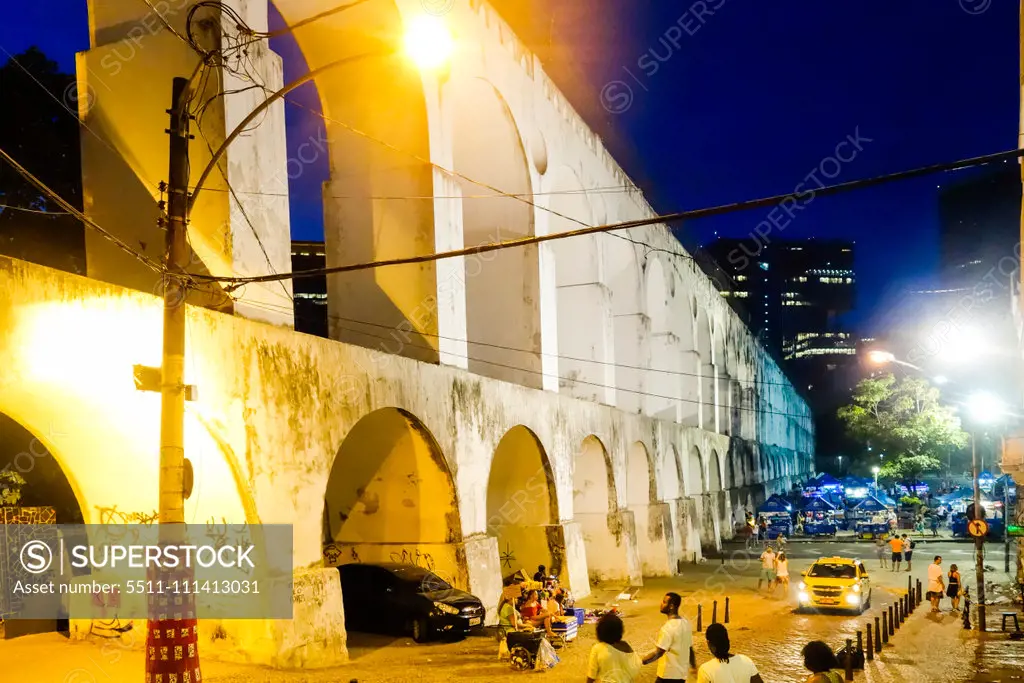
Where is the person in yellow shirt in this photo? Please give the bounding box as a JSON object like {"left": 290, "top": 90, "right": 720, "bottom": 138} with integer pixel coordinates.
{"left": 888, "top": 535, "right": 903, "bottom": 572}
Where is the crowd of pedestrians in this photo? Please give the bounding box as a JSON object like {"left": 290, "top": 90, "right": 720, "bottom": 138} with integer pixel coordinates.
{"left": 585, "top": 591, "right": 857, "bottom": 682}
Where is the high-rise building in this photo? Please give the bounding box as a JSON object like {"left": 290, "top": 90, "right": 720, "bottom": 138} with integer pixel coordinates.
{"left": 698, "top": 238, "right": 856, "bottom": 358}
{"left": 291, "top": 240, "right": 328, "bottom": 338}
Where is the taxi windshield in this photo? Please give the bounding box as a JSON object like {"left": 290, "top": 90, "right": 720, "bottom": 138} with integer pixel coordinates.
{"left": 808, "top": 563, "right": 856, "bottom": 579}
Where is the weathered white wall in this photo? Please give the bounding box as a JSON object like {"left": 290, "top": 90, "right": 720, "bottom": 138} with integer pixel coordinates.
{"left": 1, "top": 256, "right": 812, "bottom": 668}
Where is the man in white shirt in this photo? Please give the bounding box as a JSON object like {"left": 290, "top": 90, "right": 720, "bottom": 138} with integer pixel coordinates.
{"left": 758, "top": 546, "right": 777, "bottom": 592}
{"left": 642, "top": 592, "right": 696, "bottom": 683}
{"left": 927, "top": 555, "right": 944, "bottom": 613}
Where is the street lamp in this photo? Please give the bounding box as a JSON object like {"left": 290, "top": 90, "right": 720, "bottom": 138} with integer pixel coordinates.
{"left": 868, "top": 350, "right": 895, "bottom": 365}
{"left": 965, "top": 391, "right": 1006, "bottom": 632}
{"left": 404, "top": 14, "right": 455, "bottom": 69}
{"left": 871, "top": 465, "right": 880, "bottom": 491}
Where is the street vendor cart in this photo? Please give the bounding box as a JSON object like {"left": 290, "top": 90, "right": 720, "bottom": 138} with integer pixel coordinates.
{"left": 801, "top": 496, "right": 838, "bottom": 536}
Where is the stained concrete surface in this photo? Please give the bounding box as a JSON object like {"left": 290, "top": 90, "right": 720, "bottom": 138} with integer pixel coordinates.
{"left": 3, "top": 541, "right": 1020, "bottom": 682}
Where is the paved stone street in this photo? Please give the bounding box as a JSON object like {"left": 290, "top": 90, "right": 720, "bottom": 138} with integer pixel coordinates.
{"left": 3, "top": 540, "right": 1021, "bottom": 682}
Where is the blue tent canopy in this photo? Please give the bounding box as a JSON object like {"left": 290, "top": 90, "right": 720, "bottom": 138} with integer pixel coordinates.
{"left": 816, "top": 474, "right": 842, "bottom": 489}
{"left": 853, "top": 496, "right": 890, "bottom": 512}
{"left": 758, "top": 497, "right": 791, "bottom": 513}
{"left": 802, "top": 496, "right": 836, "bottom": 512}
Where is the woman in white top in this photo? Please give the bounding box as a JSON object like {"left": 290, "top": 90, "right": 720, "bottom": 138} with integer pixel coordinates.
{"left": 586, "top": 613, "right": 642, "bottom": 683}
{"left": 775, "top": 552, "right": 791, "bottom": 594}
{"left": 697, "top": 624, "right": 763, "bottom": 683}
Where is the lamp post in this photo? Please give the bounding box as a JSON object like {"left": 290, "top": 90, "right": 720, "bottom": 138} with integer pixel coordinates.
{"left": 872, "top": 466, "right": 880, "bottom": 492}
{"left": 966, "top": 391, "right": 1006, "bottom": 633}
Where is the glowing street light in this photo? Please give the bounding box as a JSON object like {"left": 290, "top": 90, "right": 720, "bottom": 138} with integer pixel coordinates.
{"left": 936, "top": 327, "right": 990, "bottom": 365}
{"left": 404, "top": 15, "right": 455, "bottom": 71}
{"left": 967, "top": 391, "right": 1005, "bottom": 424}
{"left": 867, "top": 350, "right": 895, "bottom": 365}
{"left": 871, "top": 465, "right": 880, "bottom": 490}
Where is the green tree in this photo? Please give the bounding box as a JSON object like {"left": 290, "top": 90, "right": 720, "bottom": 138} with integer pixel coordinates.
{"left": 837, "top": 374, "right": 968, "bottom": 487}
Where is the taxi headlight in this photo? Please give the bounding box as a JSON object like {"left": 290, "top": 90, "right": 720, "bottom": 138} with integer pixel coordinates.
{"left": 799, "top": 582, "right": 807, "bottom": 590}
{"left": 798, "top": 591, "right": 810, "bottom": 603}
{"left": 852, "top": 584, "right": 861, "bottom": 593}
{"left": 845, "top": 594, "right": 860, "bottom": 605}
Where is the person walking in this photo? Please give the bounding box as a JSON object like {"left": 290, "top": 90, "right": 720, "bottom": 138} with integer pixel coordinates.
{"left": 930, "top": 515, "right": 939, "bottom": 537}
{"left": 586, "top": 613, "right": 642, "bottom": 682}
{"left": 946, "top": 563, "right": 962, "bottom": 612}
{"left": 642, "top": 592, "right": 695, "bottom": 683}
{"left": 758, "top": 545, "right": 777, "bottom": 593}
{"left": 875, "top": 536, "right": 888, "bottom": 570}
{"left": 888, "top": 533, "right": 903, "bottom": 572}
{"left": 902, "top": 534, "right": 915, "bottom": 572}
{"left": 926, "top": 555, "right": 944, "bottom": 612}
{"left": 801, "top": 641, "right": 845, "bottom": 683}
{"left": 775, "top": 552, "right": 791, "bottom": 596}
{"left": 695, "top": 624, "right": 764, "bottom": 683}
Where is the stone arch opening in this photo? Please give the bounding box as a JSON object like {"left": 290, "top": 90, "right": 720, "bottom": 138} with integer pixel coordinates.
{"left": 486, "top": 426, "right": 561, "bottom": 582}
{"left": 574, "top": 436, "right": 634, "bottom": 584}
{"left": 0, "top": 412, "right": 85, "bottom": 635}
{"left": 645, "top": 258, "right": 682, "bottom": 422}
{"left": 551, "top": 167, "right": 613, "bottom": 404}
{"left": 696, "top": 307, "right": 716, "bottom": 431}
{"left": 273, "top": 0, "right": 442, "bottom": 361}
{"left": 322, "top": 408, "right": 466, "bottom": 641}
{"left": 449, "top": 76, "right": 541, "bottom": 388}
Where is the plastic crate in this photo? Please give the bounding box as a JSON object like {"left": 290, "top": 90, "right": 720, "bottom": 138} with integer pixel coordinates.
{"left": 566, "top": 607, "right": 585, "bottom": 627}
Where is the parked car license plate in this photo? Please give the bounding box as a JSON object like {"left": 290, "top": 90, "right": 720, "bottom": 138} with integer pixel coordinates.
{"left": 469, "top": 617, "right": 481, "bottom": 626}
{"left": 819, "top": 599, "right": 838, "bottom": 605}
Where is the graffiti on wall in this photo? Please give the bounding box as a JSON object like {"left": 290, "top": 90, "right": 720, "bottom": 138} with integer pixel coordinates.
{"left": 0, "top": 506, "right": 56, "bottom": 524}
{"left": 389, "top": 547, "right": 436, "bottom": 571}
{"left": 95, "top": 505, "right": 158, "bottom": 526}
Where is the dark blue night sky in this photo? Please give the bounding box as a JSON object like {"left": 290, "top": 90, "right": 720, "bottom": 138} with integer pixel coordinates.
{"left": 2, "top": 1, "right": 1018, "bottom": 334}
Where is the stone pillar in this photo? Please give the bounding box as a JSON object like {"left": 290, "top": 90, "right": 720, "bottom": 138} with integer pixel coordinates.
{"left": 701, "top": 362, "right": 718, "bottom": 432}
{"left": 559, "top": 521, "right": 592, "bottom": 599}
{"left": 576, "top": 509, "right": 642, "bottom": 587}
{"left": 634, "top": 501, "right": 674, "bottom": 577}
{"left": 717, "top": 372, "right": 730, "bottom": 435}
{"left": 679, "top": 496, "right": 704, "bottom": 563}
{"left": 681, "top": 350, "right": 702, "bottom": 428}
{"left": 462, "top": 535, "right": 502, "bottom": 624}
{"left": 557, "top": 283, "right": 615, "bottom": 404}
{"left": 613, "top": 313, "right": 649, "bottom": 414}
{"left": 79, "top": 1, "right": 293, "bottom": 326}
{"left": 647, "top": 332, "right": 681, "bottom": 422}
{"left": 701, "top": 492, "right": 723, "bottom": 552}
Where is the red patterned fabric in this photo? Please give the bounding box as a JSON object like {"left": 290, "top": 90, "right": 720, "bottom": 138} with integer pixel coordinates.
{"left": 144, "top": 564, "right": 203, "bottom": 683}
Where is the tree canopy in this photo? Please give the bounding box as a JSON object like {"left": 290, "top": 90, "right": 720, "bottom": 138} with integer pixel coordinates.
{"left": 837, "top": 374, "right": 968, "bottom": 485}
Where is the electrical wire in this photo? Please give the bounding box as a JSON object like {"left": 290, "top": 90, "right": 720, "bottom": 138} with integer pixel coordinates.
{"left": 193, "top": 146, "right": 1024, "bottom": 288}
{"left": 0, "top": 203, "right": 72, "bottom": 215}
{"left": 0, "top": 145, "right": 164, "bottom": 273}
{"left": 261, "top": 299, "right": 802, "bottom": 389}
{"left": 240, "top": 297, "right": 814, "bottom": 424}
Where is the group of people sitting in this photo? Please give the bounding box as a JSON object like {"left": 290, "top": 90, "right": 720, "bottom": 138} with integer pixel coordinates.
{"left": 497, "top": 565, "right": 572, "bottom": 638}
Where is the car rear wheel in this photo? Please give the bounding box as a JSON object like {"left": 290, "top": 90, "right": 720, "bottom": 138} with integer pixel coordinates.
{"left": 412, "top": 618, "right": 432, "bottom": 643}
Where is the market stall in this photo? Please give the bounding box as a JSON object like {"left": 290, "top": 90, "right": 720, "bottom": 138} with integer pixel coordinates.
{"left": 850, "top": 496, "right": 892, "bottom": 539}
{"left": 800, "top": 496, "right": 838, "bottom": 537}
{"left": 757, "top": 495, "right": 794, "bottom": 540}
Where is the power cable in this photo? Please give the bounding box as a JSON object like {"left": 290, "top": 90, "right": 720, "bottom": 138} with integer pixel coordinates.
{"left": 265, "top": 300, "right": 802, "bottom": 389}
{"left": 193, "top": 146, "right": 1024, "bottom": 288}
{"left": 0, "top": 146, "right": 164, "bottom": 273}
{"left": 241, "top": 298, "right": 814, "bottom": 424}
{"left": 0, "top": 203, "right": 72, "bottom": 215}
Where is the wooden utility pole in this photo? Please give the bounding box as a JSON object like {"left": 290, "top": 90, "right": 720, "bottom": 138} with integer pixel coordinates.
{"left": 145, "top": 75, "right": 202, "bottom": 682}
{"left": 972, "top": 431, "right": 986, "bottom": 632}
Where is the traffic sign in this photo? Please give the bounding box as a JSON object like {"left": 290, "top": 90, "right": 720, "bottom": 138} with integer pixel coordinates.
{"left": 968, "top": 519, "right": 989, "bottom": 538}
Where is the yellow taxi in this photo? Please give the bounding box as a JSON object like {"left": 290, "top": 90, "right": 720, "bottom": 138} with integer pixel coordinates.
{"left": 797, "top": 556, "right": 872, "bottom": 614}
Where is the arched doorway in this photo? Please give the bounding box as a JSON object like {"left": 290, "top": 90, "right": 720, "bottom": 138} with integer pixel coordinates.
{"left": 696, "top": 309, "right": 716, "bottom": 431}
{"left": 322, "top": 408, "right": 466, "bottom": 642}
{"left": 645, "top": 258, "right": 681, "bottom": 422}
{"left": 450, "top": 77, "right": 542, "bottom": 388}
{"left": 486, "top": 427, "right": 560, "bottom": 582}
{"left": 606, "top": 240, "right": 646, "bottom": 414}
{"left": 1, "top": 412, "right": 85, "bottom": 636}
{"left": 574, "top": 436, "right": 635, "bottom": 584}
{"left": 273, "top": 0, "right": 443, "bottom": 361}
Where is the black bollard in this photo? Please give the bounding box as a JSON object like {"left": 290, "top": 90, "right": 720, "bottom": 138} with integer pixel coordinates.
{"left": 895, "top": 600, "right": 902, "bottom": 628}
{"left": 693, "top": 552, "right": 697, "bottom": 564}
{"left": 882, "top": 612, "right": 889, "bottom": 643}
{"left": 888, "top": 605, "right": 895, "bottom": 635}
{"left": 845, "top": 638, "right": 854, "bottom": 681}
{"left": 917, "top": 580, "right": 922, "bottom": 606}
{"left": 908, "top": 576, "right": 913, "bottom": 595}
{"left": 697, "top": 604, "right": 703, "bottom": 632}
{"left": 866, "top": 623, "right": 874, "bottom": 660}
{"left": 874, "top": 616, "right": 882, "bottom": 651}
{"left": 724, "top": 597, "right": 730, "bottom": 624}
{"left": 857, "top": 630, "right": 863, "bottom": 658}
{"left": 712, "top": 600, "right": 718, "bottom": 624}
{"left": 963, "top": 590, "right": 972, "bottom": 630}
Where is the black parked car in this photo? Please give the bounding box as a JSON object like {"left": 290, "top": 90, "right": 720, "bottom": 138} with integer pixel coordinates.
{"left": 338, "top": 562, "right": 486, "bottom": 643}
